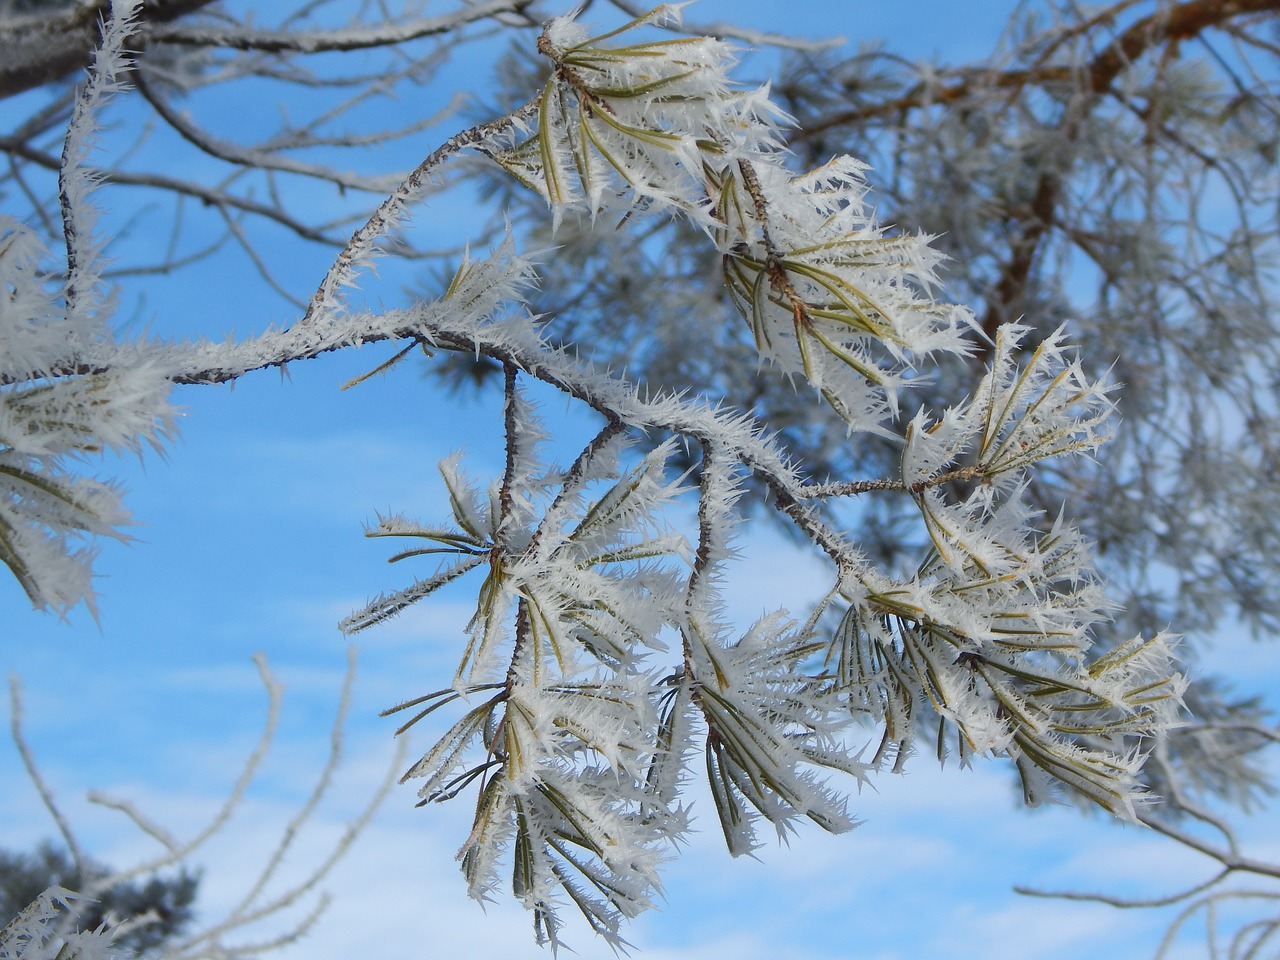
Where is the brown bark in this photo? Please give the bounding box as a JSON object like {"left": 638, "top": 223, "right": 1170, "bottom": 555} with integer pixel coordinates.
{"left": 977, "top": 0, "right": 1280, "bottom": 345}
{"left": 0, "top": 0, "right": 217, "bottom": 100}
{"left": 796, "top": 0, "right": 1280, "bottom": 141}
{"left": 789, "top": 0, "right": 1280, "bottom": 352}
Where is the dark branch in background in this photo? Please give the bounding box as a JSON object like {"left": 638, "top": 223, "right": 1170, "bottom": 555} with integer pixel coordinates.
{"left": 0, "top": 0, "right": 539, "bottom": 99}
{"left": 602, "top": 0, "right": 843, "bottom": 51}
{"left": 131, "top": 70, "right": 395, "bottom": 194}
{"left": 0, "top": 134, "right": 349, "bottom": 244}
{"left": 978, "top": 0, "right": 1280, "bottom": 346}
{"left": 0, "top": 0, "right": 217, "bottom": 99}
{"left": 143, "top": 0, "right": 537, "bottom": 52}
{"left": 794, "top": 0, "right": 1280, "bottom": 139}
{"left": 792, "top": 0, "right": 1280, "bottom": 349}
{"left": 1, "top": 0, "right": 545, "bottom": 282}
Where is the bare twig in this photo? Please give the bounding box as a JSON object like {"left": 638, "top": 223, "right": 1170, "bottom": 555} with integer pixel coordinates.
{"left": 81, "top": 654, "right": 283, "bottom": 893}
{"left": 12, "top": 653, "right": 403, "bottom": 959}
{"left": 8, "top": 677, "right": 87, "bottom": 878}
{"left": 145, "top": 0, "right": 535, "bottom": 53}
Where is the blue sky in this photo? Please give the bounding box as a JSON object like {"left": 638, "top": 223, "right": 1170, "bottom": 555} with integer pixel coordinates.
{"left": 3, "top": 2, "right": 1279, "bottom": 958}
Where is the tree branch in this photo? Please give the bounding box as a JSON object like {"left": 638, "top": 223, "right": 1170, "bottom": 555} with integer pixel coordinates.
{"left": 1138, "top": 812, "right": 1280, "bottom": 881}
{"left": 794, "top": 0, "right": 1280, "bottom": 141}
{"left": 143, "top": 0, "right": 536, "bottom": 53}
{"left": 131, "top": 69, "right": 401, "bottom": 195}
{"left": 0, "top": 0, "right": 217, "bottom": 100}
{"left": 801, "top": 464, "right": 988, "bottom": 499}
{"left": 789, "top": 0, "right": 1280, "bottom": 355}
{"left": 298, "top": 95, "right": 543, "bottom": 329}
{"left": 8, "top": 677, "right": 87, "bottom": 878}
{"left": 0, "top": 134, "right": 350, "bottom": 245}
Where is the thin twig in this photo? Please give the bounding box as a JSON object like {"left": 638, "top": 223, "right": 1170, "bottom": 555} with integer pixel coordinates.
{"left": 145, "top": 0, "right": 535, "bottom": 52}
{"left": 82, "top": 654, "right": 283, "bottom": 893}
{"left": 299, "top": 95, "right": 542, "bottom": 328}
{"left": 8, "top": 676, "right": 87, "bottom": 877}
{"left": 228, "top": 648, "right": 356, "bottom": 921}
{"left": 1016, "top": 866, "right": 1231, "bottom": 908}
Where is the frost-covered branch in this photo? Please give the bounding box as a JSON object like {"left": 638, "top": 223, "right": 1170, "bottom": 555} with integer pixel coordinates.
{"left": 319, "top": 7, "right": 1185, "bottom": 942}
{"left": 299, "top": 97, "right": 543, "bottom": 330}
{"left": 7, "top": 677, "right": 87, "bottom": 880}
{"left": 773, "top": 0, "right": 1280, "bottom": 655}
{"left": 1016, "top": 809, "right": 1280, "bottom": 959}
{"left": 1012, "top": 709, "right": 1280, "bottom": 957}
{"left": 3, "top": 1, "right": 1199, "bottom": 951}
{"left": 0, "top": 0, "right": 173, "bottom": 614}
{"left": 0, "top": 0, "right": 531, "bottom": 98}
{"left": 0, "top": 0, "right": 544, "bottom": 287}
{"left": 0, "top": 137, "right": 352, "bottom": 246}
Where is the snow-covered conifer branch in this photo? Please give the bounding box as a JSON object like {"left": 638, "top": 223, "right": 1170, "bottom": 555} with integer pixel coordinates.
{"left": 328, "top": 9, "right": 1186, "bottom": 940}
{"left": 346, "top": 387, "right": 691, "bottom": 948}
{"left": 1, "top": 1, "right": 174, "bottom": 615}
{"left": 335, "top": 249, "right": 1181, "bottom": 935}
{"left": 4, "top": 2, "right": 1194, "bottom": 949}
{"left": 489, "top": 8, "right": 975, "bottom": 430}
{"left": 0, "top": 886, "right": 115, "bottom": 960}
